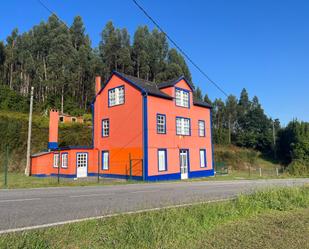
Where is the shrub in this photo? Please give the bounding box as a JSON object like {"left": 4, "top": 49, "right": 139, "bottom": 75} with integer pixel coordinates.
{"left": 288, "top": 159, "right": 309, "bottom": 176}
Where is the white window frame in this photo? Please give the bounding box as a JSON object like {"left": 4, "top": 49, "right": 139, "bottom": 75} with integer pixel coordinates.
{"left": 200, "top": 149, "right": 206, "bottom": 168}
{"left": 175, "top": 88, "right": 189, "bottom": 108}
{"left": 108, "top": 86, "right": 124, "bottom": 106}
{"left": 157, "top": 114, "right": 166, "bottom": 134}
{"left": 198, "top": 120, "right": 206, "bottom": 137}
{"left": 53, "top": 153, "right": 59, "bottom": 168}
{"left": 76, "top": 153, "right": 88, "bottom": 168}
{"left": 61, "top": 153, "right": 68, "bottom": 168}
{"left": 102, "top": 151, "right": 109, "bottom": 170}
{"left": 176, "top": 117, "right": 190, "bottom": 136}
{"left": 158, "top": 149, "right": 167, "bottom": 171}
{"left": 102, "top": 119, "right": 109, "bottom": 137}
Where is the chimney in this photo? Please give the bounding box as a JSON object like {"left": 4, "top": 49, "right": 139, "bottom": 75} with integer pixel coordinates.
{"left": 48, "top": 109, "right": 59, "bottom": 149}
{"left": 95, "top": 76, "right": 101, "bottom": 95}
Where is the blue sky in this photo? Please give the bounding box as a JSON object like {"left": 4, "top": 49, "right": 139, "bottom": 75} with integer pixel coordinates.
{"left": 1, "top": 0, "right": 309, "bottom": 124}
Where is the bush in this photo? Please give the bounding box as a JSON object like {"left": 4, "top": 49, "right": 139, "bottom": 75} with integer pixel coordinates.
{"left": 287, "top": 159, "right": 309, "bottom": 176}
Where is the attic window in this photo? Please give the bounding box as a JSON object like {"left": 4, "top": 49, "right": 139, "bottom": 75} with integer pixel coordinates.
{"left": 175, "top": 88, "right": 189, "bottom": 108}
{"left": 109, "top": 86, "right": 125, "bottom": 107}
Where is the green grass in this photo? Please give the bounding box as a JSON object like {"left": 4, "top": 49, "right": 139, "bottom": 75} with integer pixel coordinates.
{"left": 0, "top": 173, "right": 138, "bottom": 189}
{"left": 1, "top": 186, "right": 309, "bottom": 249}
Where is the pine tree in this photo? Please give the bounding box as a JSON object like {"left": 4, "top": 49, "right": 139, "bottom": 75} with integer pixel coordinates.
{"left": 193, "top": 86, "right": 203, "bottom": 101}
{"left": 203, "top": 94, "right": 212, "bottom": 105}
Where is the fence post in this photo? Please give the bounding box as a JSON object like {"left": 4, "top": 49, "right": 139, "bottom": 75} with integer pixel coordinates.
{"left": 259, "top": 168, "right": 262, "bottom": 177}
{"left": 276, "top": 167, "right": 279, "bottom": 177}
{"left": 3, "top": 146, "right": 8, "bottom": 188}
{"left": 57, "top": 151, "right": 60, "bottom": 184}
{"left": 129, "top": 153, "right": 132, "bottom": 180}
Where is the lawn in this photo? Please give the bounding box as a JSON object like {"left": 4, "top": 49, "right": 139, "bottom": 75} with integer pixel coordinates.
{"left": 0, "top": 186, "right": 309, "bottom": 249}
{"left": 0, "top": 171, "right": 294, "bottom": 189}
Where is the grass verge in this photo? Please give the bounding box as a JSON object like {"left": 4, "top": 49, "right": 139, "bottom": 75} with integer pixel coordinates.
{"left": 0, "top": 186, "right": 309, "bottom": 249}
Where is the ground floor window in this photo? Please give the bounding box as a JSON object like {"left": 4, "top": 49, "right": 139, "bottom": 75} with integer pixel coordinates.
{"left": 53, "top": 153, "right": 59, "bottom": 168}
{"left": 102, "top": 151, "right": 109, "bottom": 170}
{"left": 61, "top": 153, "right": 68, "bottom": 168}
{"left": 158, "top": 149, "right": 167, "bottom": 171}
{"left": 200, "top": 149, "right": 206, "bottom": 168}
{"left": 76, "top": 153, "right": 88, "bottom": 168}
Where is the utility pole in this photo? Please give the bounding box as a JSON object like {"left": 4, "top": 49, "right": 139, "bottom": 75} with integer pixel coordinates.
{"left": 228, "top": 115, "right": 231, "bottom": 144}
{"left": 25, "top": 86, "right": 34, "bottom": 176}
{"left": 272, "top": 121, "right": 276, "bottom": 159}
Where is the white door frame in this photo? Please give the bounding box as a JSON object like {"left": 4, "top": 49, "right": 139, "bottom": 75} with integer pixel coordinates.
{"left": 180, "top": 149, "right": 189, "bottom": 179}
{"left": 76, "top": 152, "right": 88, "bottom": 178}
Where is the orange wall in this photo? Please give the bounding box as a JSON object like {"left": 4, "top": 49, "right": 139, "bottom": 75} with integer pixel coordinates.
{"left": 147, "top": 79, "right": 213, "bottom": 176}
{"left": 93, "top": 75, "right": 143, "bottom": 176}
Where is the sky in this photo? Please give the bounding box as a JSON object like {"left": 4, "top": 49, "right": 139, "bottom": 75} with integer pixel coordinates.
{"left": 1, "top": 0, "right": 309, "bottom": 125}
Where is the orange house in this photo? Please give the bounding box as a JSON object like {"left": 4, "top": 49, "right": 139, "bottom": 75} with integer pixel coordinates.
{"left": 31, "top": 72, "right": 214, "bottom": 181}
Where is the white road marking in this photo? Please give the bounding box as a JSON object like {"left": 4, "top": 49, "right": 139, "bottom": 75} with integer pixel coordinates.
{"left": 0, "top": 197, "right": 234, "bottom": 234}
{"left": 129, "top": 190, "right": 158, "bottom": 194}
{"left": 0, "top": 198, "right": 40, "bottom": 203}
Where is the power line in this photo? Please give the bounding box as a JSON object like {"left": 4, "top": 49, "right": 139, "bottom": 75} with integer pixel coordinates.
{"left": 132, "top": 0, "right": 229, "bottom": 97}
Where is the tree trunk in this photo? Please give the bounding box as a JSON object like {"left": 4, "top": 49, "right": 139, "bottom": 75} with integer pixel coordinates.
{"left": 61, "top": 86, "right": 64, "bottom": 114}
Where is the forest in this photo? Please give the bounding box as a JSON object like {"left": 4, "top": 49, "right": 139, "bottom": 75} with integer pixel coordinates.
{"left": 0, "top": 15, "right": 308, "bottom": 174}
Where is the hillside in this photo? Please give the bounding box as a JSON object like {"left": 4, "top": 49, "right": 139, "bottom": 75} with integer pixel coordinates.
{"left": 0, "top": 111, "right": 280, "bottom": 173}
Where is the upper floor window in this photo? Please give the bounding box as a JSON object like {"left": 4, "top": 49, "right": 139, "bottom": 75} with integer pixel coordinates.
{"left": 175, "top": 88, "right": 189, "bottom": 108}
{"left": 157, "top": 114, "right": 166, "bottom": 134}
{"left": 198, "top": 120, "right": 205, "bottom": 137}
{"left": 109, "top": 86, "right": 124, "bottom": 106}
{"left": 102, "top": 119, "right": 109, "bottom": 137}
{"left": 176, "top": 117, "right": 190, "bottom": 136}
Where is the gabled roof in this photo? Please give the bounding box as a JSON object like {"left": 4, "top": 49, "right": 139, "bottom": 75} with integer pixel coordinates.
{"left": 157, "top": 76, "right": 195, "bottom": 91}
{"left": 93, "top": 71, "right": 211, "bottom": 109}
{"left": 114, "top": 72, "right": 172, "bottom": 100}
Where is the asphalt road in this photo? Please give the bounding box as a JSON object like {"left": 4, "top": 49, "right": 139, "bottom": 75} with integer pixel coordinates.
{"left": 0, "top": 178, "right": 308, "bottom": 233}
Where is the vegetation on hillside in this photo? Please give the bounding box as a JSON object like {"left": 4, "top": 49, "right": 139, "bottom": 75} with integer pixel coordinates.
{"left": 1, "top": 186, "right": 308, "bottom": 248}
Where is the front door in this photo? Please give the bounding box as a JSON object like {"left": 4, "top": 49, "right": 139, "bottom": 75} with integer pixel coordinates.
{"left": 180, "top": 149, "right": 189, "bottom": 179}
{"left": 76, "top": 153, "right": 88, "bottom": 178}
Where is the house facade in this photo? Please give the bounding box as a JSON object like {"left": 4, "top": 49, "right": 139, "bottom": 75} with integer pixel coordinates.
{"left": 31, "top": 71, "right": 214, "bottom": 181}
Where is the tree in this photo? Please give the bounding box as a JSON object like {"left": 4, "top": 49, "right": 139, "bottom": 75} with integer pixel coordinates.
{"left": 203, "top": 94, "right": 212, "bottom": 105}
{"left": 225, "top": 95, "right": 238, "bottom": 143}
{"left": 193, "top": 86, "right": 203, "bottom": 101}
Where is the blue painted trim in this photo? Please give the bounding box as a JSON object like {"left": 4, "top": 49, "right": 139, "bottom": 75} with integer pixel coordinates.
{"left": 61, "top": 152, "right": 68, "bottom": 168}
{"left": 210, "top": 109, "right": 215, "bottom": 170}
{"left": 76, "top": 152, "right": 89, "bottom": 177}
{"left": 48, "top": 142, "right": 58, "bottom": 149}
{"left": 189, "top": 169, "right": 214, "bottom": 178}
{"left": 156, "top": 113, "right": 166, "bottom": 134}
{"left": 175, "top": 87, "right": 191, "bottom": 109}
{"left": 146, "top": 172, "right": 181, "bottom": 181}
{"left": 157, "top": 148, "right": 168, "bottom": 172}
{"left": 88, "top": 173, "right": 143, "bottom": 181}
{"left": 32, "top": 174, "right": 77, "bottom": 178}
{"left": 108, "top": 85, "right": 125, "bottom": 107}
{"left": 102, "top": 150, "right": 109, "bottom": 170}
{"left": 175, "top": 116, "right": 191, "bottom": 136}
{"left": 142, "top": 93, "right": 148, "bottom": 180}
{"left": 199, "top": 149, "right": 207, "bottom": 168}
{"left": 101, "top": 118, "right": 110, "bottom": 137}
{"left": 91, "top": 103, "right": 94, "bottom": 148}
{"left": 55, "top": 146, "right": 93, "bottom": 150}
{"left": 198, "top": 120, "right": 206, "bottom": 137}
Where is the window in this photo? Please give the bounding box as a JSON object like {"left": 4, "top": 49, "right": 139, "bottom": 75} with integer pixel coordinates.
{"left": 61, "top": 153, "right": 68, "bottom": 168}
{"left": 157, "top": 114, "right": 166, "bottom": 134}
{"left": 176, "top": 117, "right": 190, "bottom": 136}
{"left": 53, "top": 153, "right": 59, "bottom": 168}
{"left": 198, "top": 120, "right": 205, "bottom": 137}
{"left": 59, "top": 116, "right": 64, "bottom": 123}
{"left": 108, "top": 86, "right": 125, "bottom": 106}
{"left": 102, "top": 119, "right": 109, "bottom": 137}
{"left": 72, "top": 117, "right": 76, "bottom": 122}
{"left": 175, "top": 88, "right": 189, "bottom": 108}
{"left": 76, "top": 153, "right": 88, "bottom": 168}
{"left": 200, "top": 149, "right": 206, "bottom": 168}
{"left": 158, "top": 149, "right": 167, "bottom": 171}
{"left": 102, "top": 151, "right": 109, "bottom": 170}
